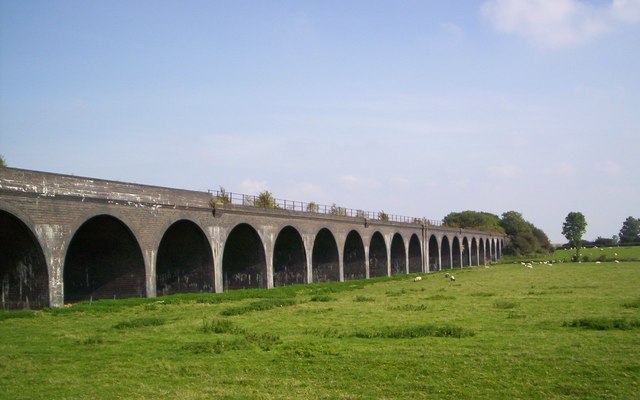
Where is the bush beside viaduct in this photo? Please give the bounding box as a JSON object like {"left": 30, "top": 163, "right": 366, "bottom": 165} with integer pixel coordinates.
{"left": 0, "top": 167, "right": 504, "bottom": 309}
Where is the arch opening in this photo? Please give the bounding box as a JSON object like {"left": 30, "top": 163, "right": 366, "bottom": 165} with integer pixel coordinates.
{"left": 408, "top": 234, "right": 422, "bottom": 273}
{"left": 441, "top": 236, "right": 452, "bottom": 270}
{"left": 490, "top": 240, "right": 497, "bottom": 262}
{"left": 156, "top": 220, "right": 214, "bottom": 296}
{"left": 462, "top": 237, "right": 470, "bottom": 267}
{"left": 479, "top": 238, "right": 486, "bottom": 265}
{"left": 343, "top": 230, "right": 365, "bottom": 280}
{"left": 0, "top": 210, "right": 49, "bottom": 309}
{"left": 485, "top": 240, "right": 491, "bottom": 264}
{"left": 369, "top": 232, "right": 388, "bottom": 278}
{"left": 312, "top": 228, "right": 339, "bottom": 283}
{"left": 390, "top": 233, "right": 406, "bottom": 275}
{"left": 452, "top": 237, "right": 462, "bottom": 268}
{"left": 64, "top": 215, "right": 146, "bottom": 303}
{"left": 223, "top": 224, "right": 266, "bottom": 290}
{"left": 273, "top": 226, "right": 306, "bottom": 287}
{"left": 428, "top": 235, "right": 439, "bottom": 271}
{"left": 471, "top": 238, "right": 478, "bottom": 266}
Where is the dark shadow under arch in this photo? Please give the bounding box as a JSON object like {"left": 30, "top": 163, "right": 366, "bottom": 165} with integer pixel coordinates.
{"left": 441, "top": 236, "right": 452, "bottom": 270}
{"left": 429, "top": 235, "right": 439, "bottom": 271}
{"left": 273, "top": 226, "right": 306, "bottom": 287}
{"left": 408, "top": 234, "right": 422, "bottom": 273}
{"left": 369, "top": 232, "right": 388, "bottom": 278}
{"left": 156, "top": 220, "right": 214, "bottom": 296}
{"left": 64, "top": 215, "right": 146, "bottom": 303}
{"left": 312, "top": 228, "right": 339, "bottom": 283}
{"left": 390, "top": 233, "right": 406, "bottom": 275}
{"left": 0, "top": 210, "right": 49, "bottom": 309}
{"left": 223, "top": 224, "right": 266, "bottom": 290}
{"left": 471, "top": 238, "right": 478, "bottom": 266}
{"left": 452, "top": 237, "right": 462, "bottom": 268}
{"left": 344, "top": 230, "right": 365, "bottom": 280}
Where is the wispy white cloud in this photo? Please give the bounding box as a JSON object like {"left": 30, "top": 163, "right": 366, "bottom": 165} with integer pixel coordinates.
{"left": 238, "top": 178, "right": 269, "bottom": 194}
{"left": 487, "top": 163, "right": 521, "bottom": 178}
{"left": 481, "top": 0, "right": 640, "bottom": 48}
{"left": 338, "top": 175, "right": 380, "bottom": 190}
{"left": 611, "top": 0, "right": 640, "bottom": 23}
{"left": 547, "top": 161, "right": 577, "bottom": 177}
{"left": 441, "top": 22, "right": 465, "bottom": 37}
{"left": 594, "top": 159, "right": 622, "bottom": 176}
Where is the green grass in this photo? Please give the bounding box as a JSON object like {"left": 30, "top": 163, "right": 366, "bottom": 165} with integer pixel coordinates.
{"left": 553, "top": 245, "right": 640, "bottom": 262}
{"left": 1, "top": 262, "right": 640, "bottom": 399}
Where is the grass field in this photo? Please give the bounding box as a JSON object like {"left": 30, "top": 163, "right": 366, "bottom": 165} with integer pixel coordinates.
{"left": 1, "top": 262, "right": 639, "bottom": 399}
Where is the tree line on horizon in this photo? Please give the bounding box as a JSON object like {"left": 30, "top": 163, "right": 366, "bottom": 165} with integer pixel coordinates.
{"left": 442, "top": 210, "right": 553, "bottom": 257}
{"left": 444, "top": 210, "right": 640, "bottom": 259}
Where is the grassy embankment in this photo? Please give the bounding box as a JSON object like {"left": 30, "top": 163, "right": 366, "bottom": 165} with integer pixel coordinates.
{"left": 1, "top": 260, "right": 639, "bottom": 399}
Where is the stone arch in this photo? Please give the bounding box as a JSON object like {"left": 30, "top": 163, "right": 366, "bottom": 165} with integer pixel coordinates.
{"left": 64, "top": 215, "right": 146, "bottom": 303}
{"left": 343, "top": 230, "right": 365, "bottom": 280}
{"left": 273, "top": 226, "right": 306, "bottom": 287}
{"left": 428, "top": 235, "right": 439, "bottom": 271}
{"left": 441, "top": 236, "right": 452, "bottom": 270}
{"left": 222, "top": 223, "right": 266, "bottom": 290}
{"left": 462, "top": 237, "right": 470, "bottom": 267}
{"left": 156, "top": 219, "right": 214, "bottom": 296}
{"left": 408, "top": 234, "right": 422, "bottom": 273}
{"left": 312, "top": 228, "right": 340, "bottom": 283}
{"left": 0, "top": 209, "right": 49, "bottom": 309}
{"left": 471, "top": 237, "right": 478, "bottom": 266}
{"left": 369, "top": 231, "right": 388, "bottom": 278}
{"left": 390, "top": 233, "right": 406, "bottom": 275}
{"left": 452, "top": 236, "right": 462, "bottom": 268}
{"left": 486, "top": 239, "right": 491, "bottom": 263}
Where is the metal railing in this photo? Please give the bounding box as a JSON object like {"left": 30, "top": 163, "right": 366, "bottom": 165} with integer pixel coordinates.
{"left": 207, "top": 189, "right": 442, "bottom": 226}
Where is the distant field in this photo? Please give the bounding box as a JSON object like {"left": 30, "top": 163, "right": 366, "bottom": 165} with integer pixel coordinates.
{"left": 553, "top": 245, "right": 640, "bottom": 262}
{"left": 1, "top": 262, "right": 639, "bottom": 399}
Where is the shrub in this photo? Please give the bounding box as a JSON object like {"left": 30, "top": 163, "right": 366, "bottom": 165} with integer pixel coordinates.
{"left": 255, "top": 190, "right": 277, "bottom": 208}
{"left": 306, "top": 202, "right": 319, "bottom": 213}
{"left": 378, "top": 211, "right": 389, "bottom": 221}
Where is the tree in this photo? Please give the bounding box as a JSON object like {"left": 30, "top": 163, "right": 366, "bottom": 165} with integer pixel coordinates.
{"left": 619, "top": 216, "right": 640, "bottom": 244}
{"left": 500, "top": 211, "right": 531, "bottom": 236}
{"left": 0, "top": 155, "right": 5, "bottom": 167}
{"left": 443, "top": 210, "right": 503, "bottom": 233}
{"left": 562, "top": 212, "right": 587, "bottom": 261}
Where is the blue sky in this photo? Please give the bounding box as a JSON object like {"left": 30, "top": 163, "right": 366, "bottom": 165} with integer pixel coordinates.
{"left": 1, "top": 0, "right": 639, "bottom": 243}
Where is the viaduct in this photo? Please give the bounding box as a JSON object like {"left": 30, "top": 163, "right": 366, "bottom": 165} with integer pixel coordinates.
{"left": 0, "top": 167, "right": 504, "bottom": 309}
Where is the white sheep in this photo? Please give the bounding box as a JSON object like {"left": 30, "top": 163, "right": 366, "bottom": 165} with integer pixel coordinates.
{"left": 450, "top": 275, "right": 456, "bottom": 281}
{"left": 414, "top": 276, "right": 423, "bottom": 282}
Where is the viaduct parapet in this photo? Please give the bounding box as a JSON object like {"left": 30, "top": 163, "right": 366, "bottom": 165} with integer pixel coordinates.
{"left": 0, "top": 167, "right": 504, "bottom": 309}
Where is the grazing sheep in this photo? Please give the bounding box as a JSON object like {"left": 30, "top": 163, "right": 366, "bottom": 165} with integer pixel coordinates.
{"left": 595, "top": 261, "right": 601, "bottom": 264}
{"left": 450, "top": 275, "right": 456, "bottom": 281}
{"left": 615, "top": 260, "right": 620, "bottom": 263}
{"left": 414, "top": 276, "right": 422, "bottom": 282}
{"left": 444, "top": 273, "right": 450, "bottom": 279}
